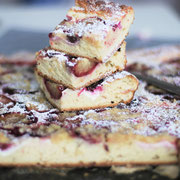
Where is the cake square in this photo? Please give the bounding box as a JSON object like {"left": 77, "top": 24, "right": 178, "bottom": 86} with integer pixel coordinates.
{"left": 35, "top": 70, "right": 139, "bottom": 111}
{"left": 36, "top": 42, "right": 126, "bottom": 90}
{"left": 49, "top": 0, "right": 134, "bottom": 62}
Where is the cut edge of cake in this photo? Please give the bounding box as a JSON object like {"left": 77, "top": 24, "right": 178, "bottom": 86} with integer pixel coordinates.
{"left": 35, "top": 71, "right": 139, "bottom": 111}
{"left": 36, "top": 41, "right": 127, "bottom": 90}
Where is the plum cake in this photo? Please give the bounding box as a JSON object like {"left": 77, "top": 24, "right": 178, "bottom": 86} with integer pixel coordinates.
{"left": 36, "top": 42, "right": 126, "bottom": 89}
{"left": 0, "top": 53, "right": 179, "bottom": 167}
{"left": 35, "top": 70, "right": 139, "bottom": 111}
{"left": 49, "top": 0, "right": 134, "bottom": 62}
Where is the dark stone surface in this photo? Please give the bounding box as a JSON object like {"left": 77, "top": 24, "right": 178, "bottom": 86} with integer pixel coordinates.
{"left": 0, "top": 167, "right": 177, "bottom": 180}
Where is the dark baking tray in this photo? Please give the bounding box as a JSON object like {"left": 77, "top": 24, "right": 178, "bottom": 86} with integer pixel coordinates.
{"left": 0, "top": 166, "right": 176, "bottom": 180}
{"left": 0, "top": 29, "right": 180, "bottom": 180}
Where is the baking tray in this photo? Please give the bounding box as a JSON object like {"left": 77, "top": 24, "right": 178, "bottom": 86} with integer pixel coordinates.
{"left": 0, "top": 29, "right": 180, "bottom": 180}
{"left": 0, "top": 166, "right": 176, "bottom": 180}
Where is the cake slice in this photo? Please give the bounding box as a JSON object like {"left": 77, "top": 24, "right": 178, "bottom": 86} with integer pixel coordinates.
{"left": 36, "top": 42, "right": 126, "bottom": 89}
{"left": 49, "top": 0, "right": 134, "bottom": 62}
{"left": 35, "top": 71, "right": 139, "bottom": 111}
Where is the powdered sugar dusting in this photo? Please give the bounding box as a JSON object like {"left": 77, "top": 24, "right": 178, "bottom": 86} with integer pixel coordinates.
{"left": 127, "top": 45, "right": 180, "bottom": 87}
{"left": 127, "top": 45, "right": 180, "bottom": 67}
{"left": 0, "top": 54, "right": 180, "bottom": 141}
{"left": 64, "top": 82, "right": 180, "bottom": 137}
{"left": 0, "top": 101, "right": 58, "bottom": 125}
{"left": 122, "top": 82, "right": 180, "bottom": 137}
{"left": 65, "top": 60, "right": 76, "bottom": 67}
{"left": 40, "top": 49, "right": 68, "bottom": 62}
{"left": 54, "top": 0, "right": 127, "bottom": 39}
{"left": 103, "top": 71, "right": 134, "bottom": 84}
{"left": 30, "top": 109, "right": 59, "bottom": 124}
{"left": 0, "top": 102, "right": 26, "bottom": 116}
{"left": 66, "top": 113, "right": 119, "bottom": 131}
{"left": 54, "top": 17, "right": 114, "bottom": 39}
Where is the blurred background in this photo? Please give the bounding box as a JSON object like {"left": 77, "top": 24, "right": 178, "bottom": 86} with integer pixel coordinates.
{"left": 0, "top": 0, "right": 180, "bottom": 54}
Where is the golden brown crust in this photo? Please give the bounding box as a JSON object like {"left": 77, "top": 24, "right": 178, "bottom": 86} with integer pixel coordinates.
{"left": 76, "top": 0, "right": 115, "bottom": 14}
{"left": 75, "top": 0, "right": 133, "bottom": 18}
{"left": 0, "top": 161, "right": 177, "bottom": 168}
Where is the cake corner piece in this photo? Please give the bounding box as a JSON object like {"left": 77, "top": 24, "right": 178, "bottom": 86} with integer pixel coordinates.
{"left": 49, "top": 0, "right": 134, "bottom": 62}
{"left": 36, "top": 41, "right": 127, "bottom": 90}
{"left": 35, "top": 70, "right": 139, "bottom": 111}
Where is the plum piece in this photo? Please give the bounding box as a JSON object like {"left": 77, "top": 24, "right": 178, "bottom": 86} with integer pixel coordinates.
{"left": 44, "top": 79, "right": 65, "bottom": 100}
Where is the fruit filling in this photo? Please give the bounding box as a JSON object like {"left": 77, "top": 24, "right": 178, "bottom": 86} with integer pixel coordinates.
{"left": 66, "top": 35, "right": 82, "bottom": 44}
{"left": 0, "top": 143, "right": 12, "bottom": 151}
{"left": 78, "top": 79, "right": 104, "bottom": 96}
{"left": 86, "top": 79, "right": 104, "bottom": 92}
{"left": 66, "top": 56, "right": 98, "bottom": 77}
{"left": 112, "top": 21, "right": 122, "bottom": 31}
{"left": 44, "top": 79, "right": 66, "bottom": 100}
{"left": 38, "top": 48, "right": 99, "bottom": 78}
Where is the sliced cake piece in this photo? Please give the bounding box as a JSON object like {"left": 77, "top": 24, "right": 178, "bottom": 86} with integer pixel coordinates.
{"left": 49, "top": 0, "right": 134, "bottom": 62}
{"left": 36, "top": 42, "right": 126, "bottom": 90}
{"left": 35, "top": 71, "right": 139, "bottom": 111}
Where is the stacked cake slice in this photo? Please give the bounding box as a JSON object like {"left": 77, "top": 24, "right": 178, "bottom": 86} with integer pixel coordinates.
{"left": 36, "top": 0, "right": 138, "bottom": 111}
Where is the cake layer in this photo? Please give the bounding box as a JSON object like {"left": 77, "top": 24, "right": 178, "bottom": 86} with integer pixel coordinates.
{"left": 36, "top": 42, "right": 126, "bottom": 90}
{"left": 0, "top": 132, "right": 177, "bottom": 167}
{"left": 36, "top": 71, "right": 139, "bottom": 111}
{"left": 49, "top": 0, "right": 134, "bottom": 62}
